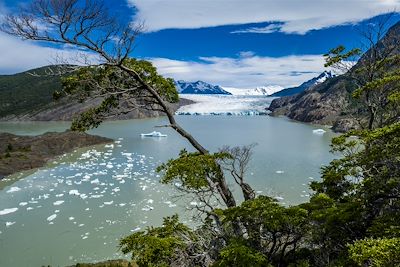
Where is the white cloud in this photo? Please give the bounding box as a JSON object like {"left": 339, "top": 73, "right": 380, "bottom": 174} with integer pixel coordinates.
{"left": 129, "top": 0, "right": 400, "bottom": 34}
{"left": 150, "top": 54, "right": 327, "bottom": 88}
{"left": 0, "top": 32, "right": 100, "bottom": 74}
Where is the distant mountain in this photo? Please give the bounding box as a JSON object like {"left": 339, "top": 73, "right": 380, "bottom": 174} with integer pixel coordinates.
{"left": 0, "top": 66, "right": 192, "bottom": 121}
{"left": 175, "top": 80, "right": 231, "bottom": 95}
{"left": 268, "top": 21, "right": 400, "bottom": 132}
{"left": 0, "top": 65, "right": 64, "bottom": 118}
{"left": 271, "top": 71, "right": 334, "bottom": 97}
{"left": 222, "top": 85, "right": 283, "bottom": 96}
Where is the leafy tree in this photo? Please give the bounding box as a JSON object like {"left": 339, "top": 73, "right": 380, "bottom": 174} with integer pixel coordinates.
{"left": 348, "top": 237, "right": 400, "bottom": 267}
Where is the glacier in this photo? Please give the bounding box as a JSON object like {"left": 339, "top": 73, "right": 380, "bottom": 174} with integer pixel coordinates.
{"left": 177, "top": 94, "right": 275, "bottom": 116}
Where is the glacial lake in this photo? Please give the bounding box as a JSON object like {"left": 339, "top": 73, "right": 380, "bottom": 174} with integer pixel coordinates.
{"left": 0, "top": 115, "right": 337, "bottom": 266}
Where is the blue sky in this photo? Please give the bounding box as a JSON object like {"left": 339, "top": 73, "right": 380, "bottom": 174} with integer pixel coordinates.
{"left": 0, "top": 0, "right": 399, "bottom": 88}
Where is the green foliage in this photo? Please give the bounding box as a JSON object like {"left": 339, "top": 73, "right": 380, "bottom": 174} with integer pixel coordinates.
{"left": 157, "top": 149, "right": 229, "bottom": 190}
{"left": 71, "top": 96, "right": 118, "bottom": 131}
{"left": 62, "top": 59, "right": 179, "bottom": 131}
{"left": 120, "top": 215, "right": 193, "bottom": 267}
{"left": 122, "top": 59, "right": 178, "bottom": 103}
{"left": 348, "top": 238, "right": 400, "bottom": 266}
{"left": 213, "top": 240, "right": 270, "bottom": 267}
{"left": 323, "top": 45, "right": 361, "bottom": 68}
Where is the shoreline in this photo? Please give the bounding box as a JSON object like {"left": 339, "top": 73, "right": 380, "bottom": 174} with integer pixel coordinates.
{"left": 0, "top": 131, "right": 113, "bottom": 180}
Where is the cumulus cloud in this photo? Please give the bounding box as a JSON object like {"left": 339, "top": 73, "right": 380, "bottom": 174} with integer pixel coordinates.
{"left": 128, "top": 0, "right": 400, "bottom": 34}
{"left": 150, "top": 54, "right": 327, "bottom": 88}
{"left": 0, "top": 33, "right": 100, "bottom": 74}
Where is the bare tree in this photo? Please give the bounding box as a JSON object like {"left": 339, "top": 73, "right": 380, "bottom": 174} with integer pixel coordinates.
{"left": 1, "top": 0, "right": 256, "bottom": 216}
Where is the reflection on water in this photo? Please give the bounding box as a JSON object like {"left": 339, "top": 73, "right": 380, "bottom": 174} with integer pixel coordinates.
{"left": 0, "top": 116, "right": 336, "bottom": 266}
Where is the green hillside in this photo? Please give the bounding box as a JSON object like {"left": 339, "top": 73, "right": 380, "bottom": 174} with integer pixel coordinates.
{"left": 0, "top": 66, "right": 65, "bottom": 117}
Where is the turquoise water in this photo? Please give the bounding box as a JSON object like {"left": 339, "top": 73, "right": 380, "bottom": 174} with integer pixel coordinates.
{"left": 0, "top": 116, "right": 336, "bottom": 266}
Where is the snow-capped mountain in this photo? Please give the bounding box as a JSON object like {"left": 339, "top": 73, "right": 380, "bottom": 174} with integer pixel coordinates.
{"left": 222, "top": 85, "right": 284, "bottom": 96}
{"left": 175, "top": 80, "right": 232, "bottom": 95}
{"left": 271, "top": 71, "right": 334, "bottom": 97}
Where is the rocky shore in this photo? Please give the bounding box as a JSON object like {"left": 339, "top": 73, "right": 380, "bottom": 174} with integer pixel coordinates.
{"left": 0, "top": 131, "right": 112, "bottom": 179}
{"left": 0, "top": 97, "right": 194, "bottom": 121}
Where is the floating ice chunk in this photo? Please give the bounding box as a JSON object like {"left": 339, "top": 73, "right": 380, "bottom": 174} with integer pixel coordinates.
{"left": 106, "top": 164, "right": 113, "bottom": 169}
{"left": 80, "top": 194, "right": 88, "bottom": 200}
{"left": 53, "top": 201, "right": 64, "bottom": 206}
{"left": 119, "top": 203, "right": 126, "bottom": 207}
{"left": 131, "top": 227, "right": 141, "bottom": 232}
{"left": 6, "top": 221, "right": 16, "bottom": 227}
{"left": 91, "top": 179, "right": 100, "bottom": 184}
{"left": 313, "top": 128, "right": 326, "bottom": 135}
{"left": 26, "top": 207, "right": 34, "bottom": 211}
{"left": 190, "top": 201, "right": 198, "bottom": 206}
{"left": 55, "top": 210, "right": 60, "bottom": 213}
{"left": 78, "top": 224, "right": 85, "bottom": 227}
{"left": 90, "top": 194, "right": 104, "bottom": 199}
{"left": 308, "top": 177, "right": 314, "bottom": 180}
{"left": 6, "top": 187, "right": 21, "bottom": 193}
{"left": 56, "top": 194, "right": 64, "bottom": 198}
{"left": 141, "top": 205, "right": 154, "bottom": 211}
{"left": 275, "top": 196, "right": 285, "bottom": 201}
{"left": 69, "top": 217, "right": 75, "bottom": 221}
{"left": 119, "top": 180, "right": 125, "bottom": 184}
{"left": 69, "top": 190, "right": 80, "bottom": 196}
{"left": 276, "top": 170, "right": 284, "bottom": 174}
{"left": 47, "top": 214, "right": 57, "bottom": 222}
{"left": 19, "top": 202, "right": 28, "bottom": 207}
{"left": 147, "top": 199, "right": 154, "bottom": 204}
{"left": 141, "top": 185, "right": 148, "bottom": 191}
{"left": 104, "top": 144, "right": 114, "bottom": 148}
{"left": 104, "top": 201, "right": 114, "bottom": 205}
{"left": 0, "top": 208, "right": 18, "bottom": 215}
{"left": 112, "top": 187, "right": 120, "bottom": 193}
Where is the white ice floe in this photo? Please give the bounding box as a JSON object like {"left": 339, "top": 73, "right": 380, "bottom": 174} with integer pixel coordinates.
{"left": 6, "top": 187, "right": 21, "bottom": 193}
{"left": 119, "top": 203, "right": 126, "bottom": 207}
{"left": 312, "top": 129, "right": 326, "bottom": 135}
{"left": 276, "top": 170, "right": 284, "bottom": 174}
{"left": 69, "top": 190, "right": 80, "bottom": 196}
{"left": 0, "top": 208, "right": 18, "bottom": 215}
{"left": 147, "top": 199, "right": 154, "bottom": 204}
{"left": 190, "top": 201, "right": 198, "bottom": 206}
{"left": 6, "top": 221, "right": 16, "bottom": 227}
{"left": 53, "top": 201, "right": 64, "bottom": 206}
{"left": 91, "top": 179, "right": 100, "bottom": 184}
{"left": 141, "top": 205, "right": 154, "bottom": 211}
{"left": 69, "top": 217, "right": 75, "bottom": 221}
{"left": 104, "top": 201, "right": 114, "bottom": 205}
{"left": 47, "top": 214, "right": 57, "bottom": 221}
{"left": 19, "top": 202, "right": 28, "bottom": 206}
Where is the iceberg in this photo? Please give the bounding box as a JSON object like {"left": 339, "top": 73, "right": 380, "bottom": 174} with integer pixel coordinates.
{"left": 140, "top": 131, "right": 167, "bottom": 137}
{"left": 312, "top": 129, "right": 326, "bottom": 135}
{"left": 0, "top": 208, "right": 18, "bottom": 216}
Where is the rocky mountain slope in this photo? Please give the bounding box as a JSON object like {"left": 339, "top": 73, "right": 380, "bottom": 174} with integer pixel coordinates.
{"left": 271, "top": 71, "right": 334, "bottom": 97}
{"left": 175, "top": 80, "right": 231, "bottom": 94}
{"left": 0, "top": 66, "right": 193, "bottom": 121}
{"left": 269, "top": 21, "right": 400, "bottom": 132}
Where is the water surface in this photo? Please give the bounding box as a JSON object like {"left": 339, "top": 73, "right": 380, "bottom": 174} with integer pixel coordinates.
{"left": 0, "top": 116, "right": 336, "bottom": 266}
